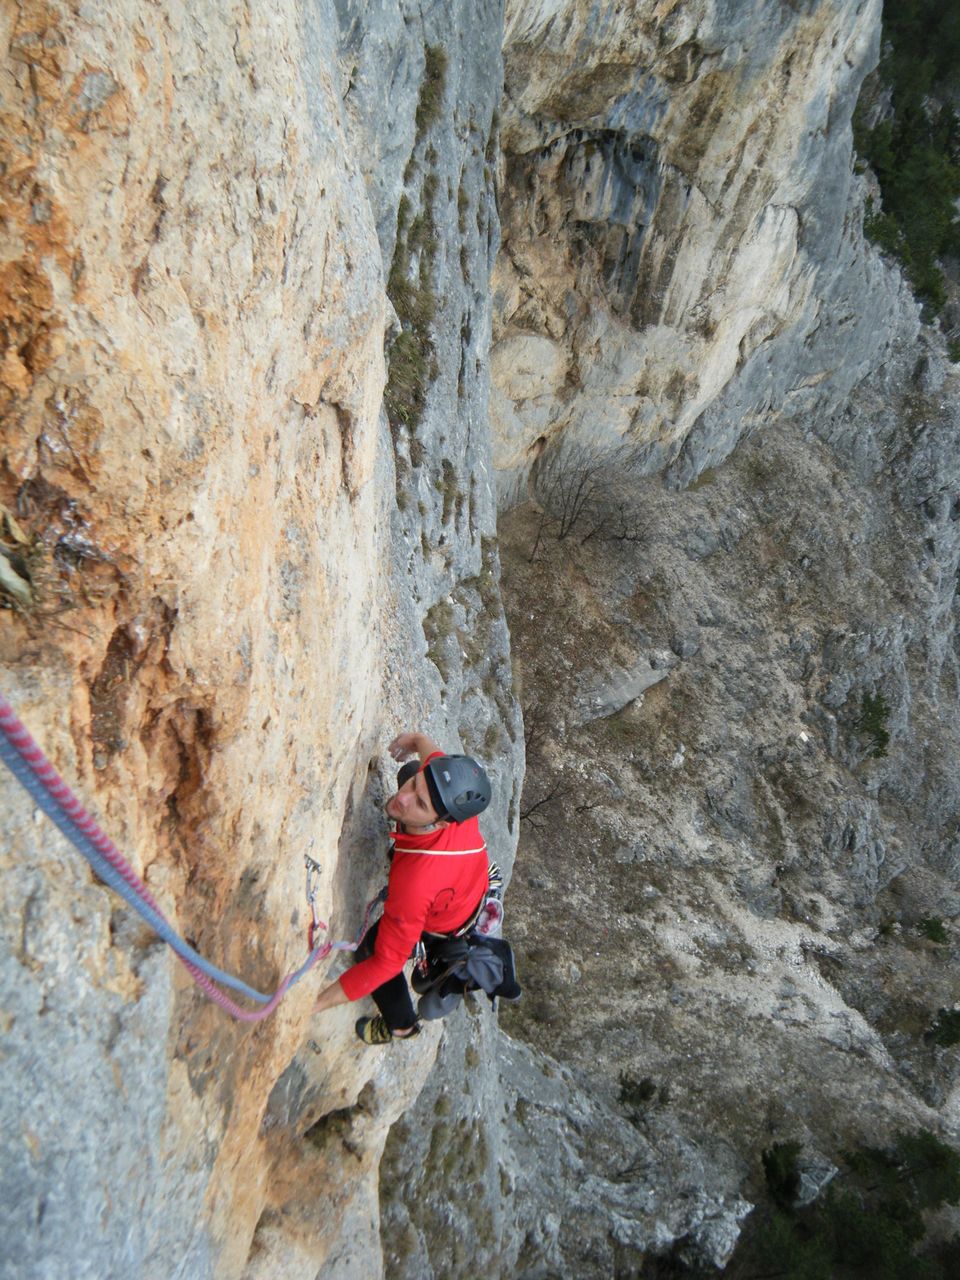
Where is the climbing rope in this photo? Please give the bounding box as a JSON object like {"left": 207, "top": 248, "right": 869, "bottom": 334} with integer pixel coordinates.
{"left": 0, "top": 692, "right": 383, "bottom": 1022}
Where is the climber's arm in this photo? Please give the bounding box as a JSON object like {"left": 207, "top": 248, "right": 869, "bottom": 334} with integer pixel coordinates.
{"left": 314, "top": 978, "right": 350, "bottom": 1016}
{"left": 388, "top": 731, "right": 442, "bottom": 764}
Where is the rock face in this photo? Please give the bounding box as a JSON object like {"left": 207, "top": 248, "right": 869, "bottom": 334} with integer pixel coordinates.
{"left": 492, "top": 0, "right": 913, "bottom": 497}
{"left": 487, "top": 0, "right": 960, "bottom": 1271}
{"left": 1, "top": 1, "right": 527, "bottom": 1277}
{"left": 1, "top": 1, "right": 395, "bottom": 1274}
{"left": 1, "top": 2, "right": 487, "bottom": 1277}
{"left": 380, "top": 1011, "right": 750, "bottom": 1277}
{"left": 497, "top": 338, "right": 960, "bottom": 1268}
{"left": 3, "top": 0, "right": 959, "bottom": 1277}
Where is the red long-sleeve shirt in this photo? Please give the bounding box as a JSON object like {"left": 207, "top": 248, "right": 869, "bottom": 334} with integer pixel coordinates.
{"left": 338, "top": 815, "right": 489, "bottom": 1001}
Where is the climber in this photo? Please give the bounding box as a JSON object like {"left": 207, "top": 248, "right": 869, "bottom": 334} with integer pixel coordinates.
{"left": 312, "top": 730, "right": 493, "bottom": 1044}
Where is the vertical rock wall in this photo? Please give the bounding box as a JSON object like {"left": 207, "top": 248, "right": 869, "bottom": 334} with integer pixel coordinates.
{"left": 492, "top": 0, "right": 912, "bottom": 495}
{"left": 1, "top": 2, "right": 393, "bottom": 1275}
{"left": 2, "top": 1, "right": 526, "bottom": 1277}
{"left": 4, "top": 0, "right": 955, "bottom": 1277}
{"left": 485, "top": 3, "right": 960, "bottom": 1275}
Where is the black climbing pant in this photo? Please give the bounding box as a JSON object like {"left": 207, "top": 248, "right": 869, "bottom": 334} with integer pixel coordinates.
{"left": 353, "top": 919, "right": 467, "bottom": 1031}
{"left": 353, "top": 918, "right": 420, "bottom": 1031}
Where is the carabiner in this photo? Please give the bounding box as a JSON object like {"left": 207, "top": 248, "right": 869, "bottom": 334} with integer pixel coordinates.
{"left": 304, "top": 851, "right": 323, "bottom": 930}
{"left": 304, "top": 849, "right": 327, "bottom": 952}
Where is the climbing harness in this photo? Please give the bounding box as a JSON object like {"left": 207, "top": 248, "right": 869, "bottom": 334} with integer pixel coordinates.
{"left": 422, "top": 860, "right": 504, "bottom": 939}
{"left": 411, "top": 865, "right": 518, "bottom": 1009}
{"left": 0, "top": 692, "right": 383, "bottom": 1023}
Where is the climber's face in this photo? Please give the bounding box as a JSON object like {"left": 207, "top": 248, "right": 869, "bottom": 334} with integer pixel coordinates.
{"left": 386, "top": 769, "right": 443, "bottom": 831}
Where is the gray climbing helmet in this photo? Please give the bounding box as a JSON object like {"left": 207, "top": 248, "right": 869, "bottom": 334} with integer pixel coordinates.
{"left": 422, "top": 754, "right": 491, "bottom": 823}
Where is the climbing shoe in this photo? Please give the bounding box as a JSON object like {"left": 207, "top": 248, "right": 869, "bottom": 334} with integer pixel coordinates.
{"left": 355, "top": 1015, "right": 421, "bottom": 1045}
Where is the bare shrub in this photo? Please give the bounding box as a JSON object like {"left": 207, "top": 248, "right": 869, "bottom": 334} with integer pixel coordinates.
{"left": 519, "top": 778, "right": 562, "bottom": 829}
{"left": 528, "top": 439, "right": 650, "bottom": 560}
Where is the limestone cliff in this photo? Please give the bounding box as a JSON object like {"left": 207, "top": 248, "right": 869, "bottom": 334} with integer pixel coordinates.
{"left": 388, "top": 0, "right": 960, "bottom": 1275}
{"left": 1, "top": 2, "right": 485, "bottom": 1276}
{"left": 2, "top": 1, "right": 958, "bottom": 1278}
{"left": 492, "top": 0, "right": 911, "bottom": 492}
{"left": 487, "top": 0, "right": 960, "bottom": 1275}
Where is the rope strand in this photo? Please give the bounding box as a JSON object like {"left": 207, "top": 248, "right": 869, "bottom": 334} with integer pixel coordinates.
{"left": 0, "top": 693, "right": 381, "bottom": 1022}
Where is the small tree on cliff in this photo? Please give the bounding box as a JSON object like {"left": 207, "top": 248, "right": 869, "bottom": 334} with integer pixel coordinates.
{"left": 528, "top": 438, "right": 650, "bottom": 561}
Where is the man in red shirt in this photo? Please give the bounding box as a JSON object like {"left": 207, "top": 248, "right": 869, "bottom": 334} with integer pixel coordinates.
{"left": 313, "top": 731, "right": 492, "bottom": 1044}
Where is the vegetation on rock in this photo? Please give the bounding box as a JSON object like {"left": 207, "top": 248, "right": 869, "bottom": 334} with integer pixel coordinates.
{"left": 927, "top": 1007, "right": 960, "bottom": 1048}
{"left": 384, "top": 46, "right": 447, "bottom": 444}
{"left": 855, "top": 1, "right": 960, "bottom": 317}
{"left": 918, "top": 917, "right": 948, "bottom": 945}
{"left": 528, "top": 440, "right": 650, "bottom": 560}
{"left": 722, "top": 1130, "right": 960, "bottom": 1279}
{"left": 856, "top": 689, "right": 891, "bottom": 759}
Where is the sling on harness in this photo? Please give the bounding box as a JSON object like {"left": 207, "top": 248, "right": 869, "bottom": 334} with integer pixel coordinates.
{"left": 410, "top": 848, "right": 520, "bottom": 1015}
{"left": 412, "top": 922, "right": 522, "bottom": 1021}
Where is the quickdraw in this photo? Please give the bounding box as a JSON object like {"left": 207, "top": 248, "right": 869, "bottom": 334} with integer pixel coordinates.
{"left": 305, "top": 849, "right": 325, "bottom": 951}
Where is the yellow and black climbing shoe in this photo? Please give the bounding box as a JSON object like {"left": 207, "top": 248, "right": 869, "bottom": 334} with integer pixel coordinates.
{"left": 355, "top": 1015, "right": 421, "bottom": 1045}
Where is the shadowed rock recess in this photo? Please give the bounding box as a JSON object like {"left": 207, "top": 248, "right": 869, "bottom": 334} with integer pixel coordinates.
{"left": 1, "top": 1, "right": 958, "bottom": 1277}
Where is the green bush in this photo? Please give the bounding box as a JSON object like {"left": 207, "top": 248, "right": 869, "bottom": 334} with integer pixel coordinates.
{"left": 415, "top": 45, "right": 448, "bottom": 134}
{"left": 729, "top": 1129, "right": 960, "bottom": 1279}
{"left": 618, "top": 1071, "right": 657, "bottom": 1109}
{"left": 763, "top": 1141, "right": 803, "bottom": 1208}
{"left": 927, "top": 1007, "right": 960, "bottom": 1047}
{"left": 857, "top": 690, "right": 891, "bottom": 759}
{"left": 383, "top": 44, "right": 449, "bottom": 444}
{"left": 919, "top": 917, "right": 948, "bottom": 944}
{"left": 855, "top": 2, "right": 960, "bottom": 317}
{"left": 384, "top": 330, "right": 428, "bottom": 429}
{"left": 384, "top": 155, "right": 441, "bottom": 436}
{"left": 844, "top": 1130, "right": 960, "bottom": 1215}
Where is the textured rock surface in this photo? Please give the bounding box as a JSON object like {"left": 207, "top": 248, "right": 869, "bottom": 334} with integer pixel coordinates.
{"left": 498, "top": 333, "right": 960, "bottom": 1266}
{"left": 380, "top": 1008, "right": 750, "bottom": 1277}
{"left": 2, "top": 3, "right": 408, "bottom": 1277}
{"left": 1, "top": 1, "right": 527, "bottom": 1277}
{"left": 333, "top": 3, "right": 766, "bottom": 1272}
{"left": 3, "top": 0, "right": 960, "bottom": 1276}
{"left": 488, "top": 21, "right": 960, "bottom": 1261}
{"left": 492, "top": 0, "right": 915, "bottom": 499}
